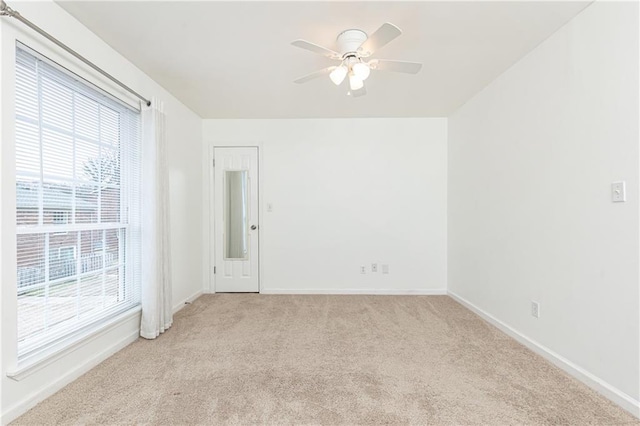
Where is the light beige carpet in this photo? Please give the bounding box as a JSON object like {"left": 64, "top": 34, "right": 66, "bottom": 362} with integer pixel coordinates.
{"left": 13, "top": 295, "right": 639, "bottom": 425}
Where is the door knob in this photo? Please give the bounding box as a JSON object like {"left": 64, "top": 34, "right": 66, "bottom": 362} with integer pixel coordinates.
{"left": 251, "top": 225, "right": 257, "bottom": 230}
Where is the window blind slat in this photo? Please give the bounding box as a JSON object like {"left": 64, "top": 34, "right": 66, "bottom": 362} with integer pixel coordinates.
{"left": 15, "top": 46, "right": 141, "bottom": 360}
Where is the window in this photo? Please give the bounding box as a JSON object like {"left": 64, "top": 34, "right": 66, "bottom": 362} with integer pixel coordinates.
{"left": 15, "top": 44, "right": 141, "bottom": 360}
{"left": 52, "top": 211, "right": 69, "bottom": 224}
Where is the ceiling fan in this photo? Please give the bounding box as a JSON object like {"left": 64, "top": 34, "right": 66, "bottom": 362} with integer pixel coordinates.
{"left": 291, "top": 23, "right": 422, "bottom": 97}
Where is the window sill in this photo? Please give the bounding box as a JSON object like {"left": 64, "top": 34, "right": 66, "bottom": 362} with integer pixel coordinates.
{"left": 7, "top": 305, "right": 141, "bottom": 381}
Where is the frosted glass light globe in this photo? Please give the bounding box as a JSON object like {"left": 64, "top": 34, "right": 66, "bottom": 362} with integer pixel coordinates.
{"left": 349, "top": 73, "right": 364, "bottom": 91}
{"left": 352, "top": 62, "right": 371, "bottom": 81}
{"left": 329, "top": 66, "right": 348, "bottom": 85}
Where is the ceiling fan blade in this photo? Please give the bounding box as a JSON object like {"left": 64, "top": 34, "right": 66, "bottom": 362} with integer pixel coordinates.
{"left": 358, "top": 23, "right": 402, "bottom": 57}
{"left": 369, "top": 59, "right": 422, "bottom": 74}
{"left": 293, "top": 67, "right": 336, "bottom": 84}
{"left": 291, "top": 40, "right": 341, "bottom": 60}
{"left": 351, "top": 84, "right": 367, "bottom": 98}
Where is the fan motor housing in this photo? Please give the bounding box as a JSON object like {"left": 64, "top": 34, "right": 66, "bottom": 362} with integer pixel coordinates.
{"left": 336, "top": 29, "right": 367, "bottom": 57}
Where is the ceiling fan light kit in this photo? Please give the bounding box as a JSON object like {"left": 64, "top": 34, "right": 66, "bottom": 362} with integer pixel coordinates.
{"left": 292, "top": 22, "right": 422, "bottom": 97}
{"left": 349, "top": 72, "right": 364, "bottom": 91}
{"left": 329, "top": 65, "right": 348, "bottom": 85}
{"left": 352, "top": 62, "right": 371, "bottom": 81}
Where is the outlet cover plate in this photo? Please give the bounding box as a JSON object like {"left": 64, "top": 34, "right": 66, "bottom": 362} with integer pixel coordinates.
{"left": 531, "top": 301, "right": 540, "bottom": 318}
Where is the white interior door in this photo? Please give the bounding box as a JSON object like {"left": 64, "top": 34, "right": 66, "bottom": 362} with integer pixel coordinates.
{"left": 214, "top": 147, "right": 259, "bottom": 292}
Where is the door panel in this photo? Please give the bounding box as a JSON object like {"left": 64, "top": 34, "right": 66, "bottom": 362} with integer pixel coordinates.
{"left": 214, "top": 147, "right": 259, "bottom": 292}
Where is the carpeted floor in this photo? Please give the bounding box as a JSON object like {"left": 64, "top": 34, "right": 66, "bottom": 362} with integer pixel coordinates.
{"left": 13, "top": 295, "right": 639, "bottom": 425}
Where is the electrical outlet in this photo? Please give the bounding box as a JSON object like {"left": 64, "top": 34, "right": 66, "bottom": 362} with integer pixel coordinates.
{"left": 382, "top": 264, "right": 389, "bottom": 274}
{"left": 531, "top": 301, "right": 540, "bottom": 318}
{"left": 371, "top": 263, "right": 378, "bottom": 273}
{"left": 360, "top": 266, "right": 366, "bottom": 274}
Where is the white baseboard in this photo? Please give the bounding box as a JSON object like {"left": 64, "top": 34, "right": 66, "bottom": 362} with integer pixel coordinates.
{"left": 260, "top": 288, "right": 447, "bottom": 295}
{"left": 2, "top": 327, "right": 140, "bottom": 425}
{"left": 172, "top": 290, "right": 204, "bottom": 314}
{"left": 448, "top": 291, "right": 640, "bottom": 418}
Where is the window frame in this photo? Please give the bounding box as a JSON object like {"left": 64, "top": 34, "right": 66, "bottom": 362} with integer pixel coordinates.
{"left": 13, "top": 43, "right": 142, "bottom": 363}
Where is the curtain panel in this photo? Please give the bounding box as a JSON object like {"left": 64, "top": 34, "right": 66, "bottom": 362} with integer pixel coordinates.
{"left": 140, "top": 100, "right": 173, "bottom": 339}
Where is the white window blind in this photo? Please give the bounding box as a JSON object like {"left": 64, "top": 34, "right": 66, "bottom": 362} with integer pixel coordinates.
{"left": 15, "top": 45, "right": 141, "bottom": 360}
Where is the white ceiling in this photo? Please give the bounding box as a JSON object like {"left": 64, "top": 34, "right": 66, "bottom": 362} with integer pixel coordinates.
{"left": 57, "top": 1, "right": 591, "bottom": 119}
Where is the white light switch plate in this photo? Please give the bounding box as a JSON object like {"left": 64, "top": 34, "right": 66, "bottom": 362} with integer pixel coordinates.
{"left": 612, "top": 181, "right": 626, "bottom": 202}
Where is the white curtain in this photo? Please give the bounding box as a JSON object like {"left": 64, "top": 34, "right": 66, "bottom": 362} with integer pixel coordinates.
{"left": 140, "top": 99, "right": 173, "bottom": 339}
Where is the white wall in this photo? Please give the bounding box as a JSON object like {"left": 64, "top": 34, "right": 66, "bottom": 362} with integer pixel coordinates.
{"left": 448, "top": 1, "right": 639, "bottom": 415}
{"left": 0, "top": 2, "right": 203, "bottom": 422}
{"left": 202, "top": 119, "right": 447, "bottom": 294}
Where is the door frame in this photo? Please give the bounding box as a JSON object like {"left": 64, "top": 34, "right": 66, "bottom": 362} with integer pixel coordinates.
{"left": 204, "top": 141, "right": 264, "bottom": 293}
